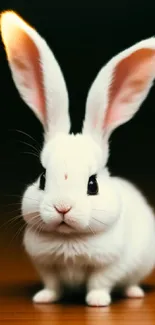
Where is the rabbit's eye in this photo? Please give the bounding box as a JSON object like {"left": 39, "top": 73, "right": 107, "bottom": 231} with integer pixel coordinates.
{"left": 87, "top": 174, "right": 98, "bottom": 195}
{"left": 39, "top": 169, "right": 46, "bottom": 190}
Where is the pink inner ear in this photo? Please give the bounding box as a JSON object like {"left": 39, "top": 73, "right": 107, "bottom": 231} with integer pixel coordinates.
{"left": 9, "top": 27, "right": 46, "bottom": 124}
{"left": 104, "top": 48, "right": 155, "bottom": 129}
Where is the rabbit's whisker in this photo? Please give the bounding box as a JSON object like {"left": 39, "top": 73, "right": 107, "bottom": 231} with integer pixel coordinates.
{"left": 4, "top": 194, "right": 39, "bottom": 202}
{"left": 92, "top": 208, "right": 108, "bottom": 212}
{"left": 92, "top": 217, "right": 107, "bottom": 226}
{"left": 18, "top": 140, "right": 40, "bottom": 155}
{"left": 10, "top": 129, "right": 41, "bottom": 151}
{"left": 22, "top": 151, "right": 39, "bottom": 159}
{"left": 88, "top": 225, "right": 96, "bottom": 235}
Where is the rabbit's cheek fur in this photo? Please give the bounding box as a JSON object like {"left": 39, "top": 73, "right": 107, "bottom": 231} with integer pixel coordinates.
{"left": 89, "top": 177, "right": 121, "bottom": 232}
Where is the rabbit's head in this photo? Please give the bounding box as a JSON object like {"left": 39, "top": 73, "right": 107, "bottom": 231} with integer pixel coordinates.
{"left": 1, "top": 11, "right": 155, "bottom": 234}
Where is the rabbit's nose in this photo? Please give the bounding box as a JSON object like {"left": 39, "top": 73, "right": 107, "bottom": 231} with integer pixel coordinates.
{"left": 54, "top": 205, "right": 72, "bottom": 215}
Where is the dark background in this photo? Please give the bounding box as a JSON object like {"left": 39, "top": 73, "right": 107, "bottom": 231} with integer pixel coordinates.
{"left": 0, "top": 0, "right": 155, "bottom": 216}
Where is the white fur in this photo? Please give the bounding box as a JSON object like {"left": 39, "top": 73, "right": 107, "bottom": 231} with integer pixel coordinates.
{"left": 1, "top": 11, "right": 155, "bottom": 307}
{"left": 86, "top": 290, "right": 111, "bottom": 307}
{"left": 23, "top": 172, "right": 155, "bottom": 306}
{"left": 125, "top": 286, "right": 144, "bottom": 298}
{"left": 33, "top": 288, "right": 60, "bottom": 303}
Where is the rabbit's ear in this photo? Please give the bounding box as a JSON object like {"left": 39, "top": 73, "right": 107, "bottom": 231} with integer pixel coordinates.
{"left": 83, "top": 38, "right": 155, "bottom": 140}
{"left": 1, "top": 11, "right": 70, "bottom": 136}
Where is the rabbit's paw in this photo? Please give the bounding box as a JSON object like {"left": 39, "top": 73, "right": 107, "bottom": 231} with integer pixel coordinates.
{"left": 86, "top": 289, "right": 111, "bottom": 307}
{"left": 125, "top": 286, "right": 144, "bottom": 298}
{"left": 33, "top": 288, "right": 60, "bottom": 303}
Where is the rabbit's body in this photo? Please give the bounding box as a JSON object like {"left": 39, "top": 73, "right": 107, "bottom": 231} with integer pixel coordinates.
{"left": 24, "top": 175, "right": 155, "bottom": 294}
{"left": 2, "top": 11, "right": 155, "bottom": 306}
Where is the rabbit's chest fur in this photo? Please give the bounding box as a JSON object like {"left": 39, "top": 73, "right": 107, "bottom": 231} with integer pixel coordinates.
{"left": 24, "top": 226, "right": 123, "bottom": 271}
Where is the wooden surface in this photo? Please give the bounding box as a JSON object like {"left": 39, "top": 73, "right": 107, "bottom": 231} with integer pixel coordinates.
{"left": 0, "top": 213, "right": 155, "bottom": 325}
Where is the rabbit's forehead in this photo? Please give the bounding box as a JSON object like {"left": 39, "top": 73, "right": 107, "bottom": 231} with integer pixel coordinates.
{"left": 41, "top": 133, "right": 106, "bottom": 176}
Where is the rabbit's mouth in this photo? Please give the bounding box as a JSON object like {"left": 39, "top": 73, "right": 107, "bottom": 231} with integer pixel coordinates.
{"left": 57, "top": 221, "right": 74, "bottom": 234}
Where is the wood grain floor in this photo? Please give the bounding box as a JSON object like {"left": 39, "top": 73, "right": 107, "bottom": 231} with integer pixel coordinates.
{"left": 0, "top": 213, "right": 155, "bottom": 325}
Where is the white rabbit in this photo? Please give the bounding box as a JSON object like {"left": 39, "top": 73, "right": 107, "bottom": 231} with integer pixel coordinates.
{"left": 1, "top": 10, "right": 155, "bottom": 307}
